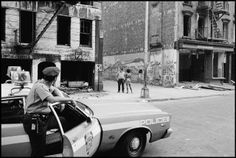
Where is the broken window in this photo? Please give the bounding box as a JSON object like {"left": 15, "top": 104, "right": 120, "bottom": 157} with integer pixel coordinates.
{"left": 80, "top": 19, "right": 92, "bottom": 47}
{"left": 57, "top": 15, "right": 71, "bottom": 46}
{"left": 223, "top": 22, "right": 228, "bottom": 40}
{"left": 213, "top": 52, "right": 224, "bottom": 78}
{"left": 80, "top": 1, "right": 93, "bottom": 5}
{"left": 20, "top": 10, "right": 36, "bottom": 43}
{"left": 183, "top": 1, "right": 191, "bottom": 5}
{"left": 222, "top": 1, "right": 229, "bottom": 11}
{"left": 183, "top": 15, "right": 191, "bottom": 37}
{"left": 1, "top": 7, "right": 6, "bottom": 41}
{"left": 197, "top": 17, "right": 205, "bottom": 38}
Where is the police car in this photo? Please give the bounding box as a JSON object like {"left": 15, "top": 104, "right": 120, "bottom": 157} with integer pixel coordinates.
{"left": 1, "top": 69, "right": 173, "bottom": 157}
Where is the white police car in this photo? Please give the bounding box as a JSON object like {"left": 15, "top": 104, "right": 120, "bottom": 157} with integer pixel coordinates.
{"left": 1, "top": 69, "right": 172, "bottom": 157}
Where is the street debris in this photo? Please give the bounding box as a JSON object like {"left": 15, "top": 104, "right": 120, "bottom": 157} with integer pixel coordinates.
{"left": 176, "top": 81, "right": 234, "bottom": 91}
{"left": 200, "top": 84, "right": 234, "bottom": 91}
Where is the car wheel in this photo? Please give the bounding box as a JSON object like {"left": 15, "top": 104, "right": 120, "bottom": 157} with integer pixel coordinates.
{"left": 117, "top": 131, "right": 146, "bottom": 157}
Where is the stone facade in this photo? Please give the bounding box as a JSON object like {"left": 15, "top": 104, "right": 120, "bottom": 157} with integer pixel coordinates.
{"left": 1, "top": 1, "right": 102, "bottom": 89}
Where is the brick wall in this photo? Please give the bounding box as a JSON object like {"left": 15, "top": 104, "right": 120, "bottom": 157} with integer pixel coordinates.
{"left": 102, "top": 2, "right": 177, "bottom": 86}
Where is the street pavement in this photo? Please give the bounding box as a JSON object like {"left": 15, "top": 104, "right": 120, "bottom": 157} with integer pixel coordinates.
{"left": 69, "top": 80, "right": 235, "bottom": 102}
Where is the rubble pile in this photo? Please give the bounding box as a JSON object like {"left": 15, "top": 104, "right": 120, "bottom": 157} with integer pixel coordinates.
{"left": 176, "top": 81, "right": 234, "bottom": 91}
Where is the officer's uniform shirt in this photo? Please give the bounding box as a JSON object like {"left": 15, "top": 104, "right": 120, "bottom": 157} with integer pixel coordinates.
{"left": 25, "top": 79, "right": 55, "bottom": 114}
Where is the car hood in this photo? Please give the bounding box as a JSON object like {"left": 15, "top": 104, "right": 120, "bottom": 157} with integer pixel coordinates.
{"left": 79, "top": 100, "right": 168, "bottom": 122}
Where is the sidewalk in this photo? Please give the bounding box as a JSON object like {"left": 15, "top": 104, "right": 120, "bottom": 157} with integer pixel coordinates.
{"left": 69, "top": 80, "right": 235, "bottom": 102}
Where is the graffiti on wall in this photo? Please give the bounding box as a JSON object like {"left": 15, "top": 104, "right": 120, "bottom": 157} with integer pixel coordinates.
{"left": 103, "top": 49, "right": 176, "bottom": 86}
{"left": 103, "top": 52, "right": 163, "bottom": 85}
{"left": 147, "top": 61, "right": 162, "bottom": 85}
{"left": 162, "top": 53, "right": 176, "bottom": 87}
{"left": 103, "top": 58, "right": 145, "bottom": 82}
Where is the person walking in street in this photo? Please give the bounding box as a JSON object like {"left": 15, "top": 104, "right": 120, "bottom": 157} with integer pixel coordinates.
{"left": 125, "top": 69, "right": 133, "bottom": 93}
{"left": 117, "top": 67, "right": 125, "bottom": 93}
{"left": 22, "top": 66, "right": 73, "bottom": 157}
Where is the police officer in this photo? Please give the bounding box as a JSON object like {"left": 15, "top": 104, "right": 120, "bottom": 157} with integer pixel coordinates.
{"left": 22, "top": 66, "right": 73, "bottom": 157}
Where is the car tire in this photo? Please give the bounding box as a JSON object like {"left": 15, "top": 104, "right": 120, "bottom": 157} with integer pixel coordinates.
{"left": 117, "top": 130, "right": 146, "bottom": 157}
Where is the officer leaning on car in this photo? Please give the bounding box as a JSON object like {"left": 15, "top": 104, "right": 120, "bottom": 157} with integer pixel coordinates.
{"left": 22, "top": 66, "right": 73, "bottom": 157}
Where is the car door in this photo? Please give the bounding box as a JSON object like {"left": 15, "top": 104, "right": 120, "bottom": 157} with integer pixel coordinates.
{"left": 1, "top": 97, "right": 31, "bottom": 157}
{"left": 49, "top": 101, "right": 102, "bottom": 157}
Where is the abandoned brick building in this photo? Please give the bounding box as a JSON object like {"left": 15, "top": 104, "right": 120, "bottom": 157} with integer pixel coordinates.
{"left": 102, "top": 1, "right": 235, "bottom": 87}
{"left": 1, "top": 1, "right": 103, "bottom": 90}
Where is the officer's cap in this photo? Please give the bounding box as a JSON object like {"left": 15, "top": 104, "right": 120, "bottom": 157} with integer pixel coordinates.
{"left": 42, "top": 66, "right": 60, "bottom": 77}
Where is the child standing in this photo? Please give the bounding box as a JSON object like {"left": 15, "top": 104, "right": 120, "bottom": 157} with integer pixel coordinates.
{"left": 125, "top": 69, "right": 133, "bottom": 93}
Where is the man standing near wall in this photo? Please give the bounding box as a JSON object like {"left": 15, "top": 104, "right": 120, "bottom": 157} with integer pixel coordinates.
{"left": 117, "top": 67, "right": 125, "bottom": 93}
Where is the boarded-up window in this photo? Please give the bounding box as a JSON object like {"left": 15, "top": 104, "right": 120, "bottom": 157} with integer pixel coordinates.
{"left": 57, "top": 15, "right": 71, "bottom": 46}
{"left": 20, "top": 10, "right": 36, "bottom": 43}
{"left": 80, "top": 19, "right": 92, "bottom": 47}
{"left": 1, "top": 8, "right": 6, "bottom": 41}
{"left": 183, "top": 15, "right": 191, "bottom": 37}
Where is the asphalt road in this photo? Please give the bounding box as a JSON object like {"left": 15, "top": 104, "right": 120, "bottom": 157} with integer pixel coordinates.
{"left": 143, "top": 94, "right": 235, "bottom": 157}
{"left": 94, "top": 94, "right": 235, "bottom": 157}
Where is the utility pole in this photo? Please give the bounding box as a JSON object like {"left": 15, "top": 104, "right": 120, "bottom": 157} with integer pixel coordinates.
{"left": 94, "top": 16, "right": 103, "bottom": 91}
{"left": 141, "top": 1, "right": 150, "bottom": 98}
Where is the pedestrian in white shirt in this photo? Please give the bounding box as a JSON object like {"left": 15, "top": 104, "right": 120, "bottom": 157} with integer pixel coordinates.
{"left": 116, "top": 67, "right": 125, "bottom": 93}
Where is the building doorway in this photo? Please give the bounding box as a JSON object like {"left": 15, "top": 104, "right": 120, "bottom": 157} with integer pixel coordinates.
{"left": 179, "top": 52, "right": 205, "bottom": 82}
{"left": 61, "top": 61, "right": 94, "bottom": 88}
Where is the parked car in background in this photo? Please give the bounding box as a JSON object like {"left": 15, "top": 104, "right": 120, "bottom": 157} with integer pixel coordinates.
{"left": 1, "top": 69, "right": 173, "bottom": 157}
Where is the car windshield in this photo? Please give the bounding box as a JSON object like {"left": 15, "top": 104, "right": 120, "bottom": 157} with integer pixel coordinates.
{"left": 75, "top": 101, "right": 94, "bottom": 117}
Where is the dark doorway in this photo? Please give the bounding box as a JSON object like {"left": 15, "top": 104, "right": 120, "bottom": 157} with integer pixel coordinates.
{"left": 38, "top": 62, "right": 56, "bottom": 80}
{"left": 1, "top": 59, "right": 32, "bottom": 83}
{"left": 179, "top": 53, "right": 205, "bottom": 82}
{"left": 190, "top": 54, "right": 205, "bottom": 82}
{"left": 61, "top": 61, "right": 94, "bottom": 88}
{"left": 179, "top": 53, "right": 191, "bottom": 81}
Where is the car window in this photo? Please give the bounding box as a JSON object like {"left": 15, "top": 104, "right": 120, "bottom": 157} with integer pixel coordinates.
{"left": 1, "top": 98, "right": 25, "bottom": 123}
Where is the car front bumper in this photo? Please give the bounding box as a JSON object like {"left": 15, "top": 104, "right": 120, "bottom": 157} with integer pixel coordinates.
{"left": 162, "top": 128, "right": 173, "bottom": 138}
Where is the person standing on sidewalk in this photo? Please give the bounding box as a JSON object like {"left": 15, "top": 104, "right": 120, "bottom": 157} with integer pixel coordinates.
{"left": 22, "top": 66, "right": 73, "bottom": 157}
{"left": 125, "top": 69, "right": 133, "bottom": 93}
{"left": 117, "top": 67, "right": 125, "bottom": 93}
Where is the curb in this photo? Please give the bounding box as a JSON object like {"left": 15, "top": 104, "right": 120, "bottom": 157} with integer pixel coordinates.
{"left": 145, "top": 93, "right": 233, "bottom": 102}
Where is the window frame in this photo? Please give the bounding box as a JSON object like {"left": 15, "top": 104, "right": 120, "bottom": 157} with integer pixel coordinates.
{"left": 57, "top": 15, "right": 71, "bottom": 46}
{"left": 80, "top": 19, "right": 92, "bottom": 47}
{"left": 183, "top": 14, "right": 191, "bottom": 37}
{"left": 1, "top": 97, "right": 26, "bottom": 124}
{"left": 19, "top": 10, "right": 36, "bottom": 44}
{"left": 222, "top": 22, "right": 229, "bottom": 40}
{"left": 1, "top": 7, "right": 6, "bottom": 41}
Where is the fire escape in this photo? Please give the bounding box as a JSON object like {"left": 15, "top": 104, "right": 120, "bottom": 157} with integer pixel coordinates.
{"left": 196, "top": 1, "right": 230, "bottom": 42}
{"left": 15, "top": 1, "right": 78, "bottom": 54}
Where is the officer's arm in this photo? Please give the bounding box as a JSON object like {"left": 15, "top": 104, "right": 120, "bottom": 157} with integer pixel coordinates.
{"left": 51, "top": 86, "right": 62, "bottom": 96}
{"left": 46, "top": 95, "right": 72, "bottom": 103}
